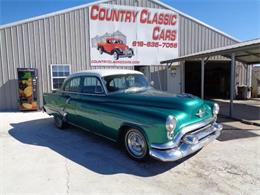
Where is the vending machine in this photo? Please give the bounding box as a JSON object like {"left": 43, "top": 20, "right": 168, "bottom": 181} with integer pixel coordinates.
{"left": 17, "top": 68, "right": 38, "bottom": 111}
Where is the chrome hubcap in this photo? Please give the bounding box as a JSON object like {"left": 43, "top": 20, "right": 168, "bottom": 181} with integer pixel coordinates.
{"left": 126, "top": 130, "right": 146, "bottom": 157}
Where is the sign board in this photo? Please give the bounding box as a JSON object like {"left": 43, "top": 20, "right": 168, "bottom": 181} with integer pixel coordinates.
{"left": 89, "top": 4, "right": 178, "bottom": 66}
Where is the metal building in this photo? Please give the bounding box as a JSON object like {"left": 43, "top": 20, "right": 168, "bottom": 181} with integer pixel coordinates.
{"left": 0, "top": 0, "right": 246, "bottom": 110}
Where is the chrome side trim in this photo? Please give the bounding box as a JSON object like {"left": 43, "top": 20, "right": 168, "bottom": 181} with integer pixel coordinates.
{"left": 60, "top": 90, "right": 106, "bottom": 97}
{"left": 151, "top": 117, "right": 216, "bottom": 150}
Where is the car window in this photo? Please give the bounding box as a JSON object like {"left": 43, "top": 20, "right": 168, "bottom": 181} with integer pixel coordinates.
{"left": 103, "top": 74, "right": 148, "bottom": 93}
{"left": 109, "top": 77, "right": 126, "bottom": 88}
{"left": 64, "top": 77, "right": 81, "bottom": 92}
{"left": 82, "top": 76, "right": 104, "bottom": 94}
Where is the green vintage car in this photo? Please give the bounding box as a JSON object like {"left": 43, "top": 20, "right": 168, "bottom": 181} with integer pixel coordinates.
{"left": 43, "top": 69, "right": 222, "bottom": 162}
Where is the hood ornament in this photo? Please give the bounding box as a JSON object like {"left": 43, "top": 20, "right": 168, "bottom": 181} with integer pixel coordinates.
{"left": 196, "top": 108, "right": 205, "bottom": 118}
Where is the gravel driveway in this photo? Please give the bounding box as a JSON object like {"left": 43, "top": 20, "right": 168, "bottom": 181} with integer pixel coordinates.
{"left": 0, "top": 112, "right": 259, "bottom": 195}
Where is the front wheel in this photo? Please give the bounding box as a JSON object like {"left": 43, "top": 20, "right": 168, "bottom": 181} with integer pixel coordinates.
{"left": 124, "top": 128, "right": 149, "bottom": 161}
{"left": 54, "top": 115, "right": 65, "bottom": 129}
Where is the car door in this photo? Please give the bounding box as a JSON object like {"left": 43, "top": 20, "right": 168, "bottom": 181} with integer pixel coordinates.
{"left": 76, "top": 76, "right": 106, "bottom": 133}
{"left": 106, "top": 39, "right": 113, "bottom": 53}
{"left": 62, "top": 76, "right": 82, "bottom": 125}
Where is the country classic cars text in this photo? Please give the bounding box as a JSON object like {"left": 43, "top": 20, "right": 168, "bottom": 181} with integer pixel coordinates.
{"left": 90, "top": 5, "right": 177, "bottom": 41}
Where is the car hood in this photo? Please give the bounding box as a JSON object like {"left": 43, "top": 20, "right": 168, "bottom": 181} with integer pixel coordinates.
{"left": 108, "top": 88, "right": 210, "bottom": 116}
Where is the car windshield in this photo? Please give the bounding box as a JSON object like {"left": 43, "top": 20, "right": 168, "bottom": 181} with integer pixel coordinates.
{"left": 103, "top": 74, "right": 149, "bottom": 93}
{"left": 113, "top": 40, "right": 123, "bottom": 44}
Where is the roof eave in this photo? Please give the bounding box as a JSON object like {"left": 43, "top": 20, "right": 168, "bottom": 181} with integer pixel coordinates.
{"left": 0, "top": 0, "right": 112, "bottom": 29}
{"left": 160, "top": 39, "right": 260, "bottom": 65}
{"left": 1, "top": 0, "right": 240, "bottom": 43}
{"left": 150, "top": 0, "right": 240, "bottom": 42}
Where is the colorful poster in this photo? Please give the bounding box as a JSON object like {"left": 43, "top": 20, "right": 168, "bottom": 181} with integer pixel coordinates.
{"left": 17, "top": 68, "right": 38, "bottom": 111}
{"left": 89, "top": 4, "right": 178, "bottom": 66}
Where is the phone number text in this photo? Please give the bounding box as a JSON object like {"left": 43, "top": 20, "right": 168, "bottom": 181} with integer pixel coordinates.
{"left": 132, "top": 41, "right": 177, "bottom": 48}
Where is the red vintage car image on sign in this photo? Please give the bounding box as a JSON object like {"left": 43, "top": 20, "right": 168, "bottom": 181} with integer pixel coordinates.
{"left": 97, "top": 38, "right": 134, "bottom": 60}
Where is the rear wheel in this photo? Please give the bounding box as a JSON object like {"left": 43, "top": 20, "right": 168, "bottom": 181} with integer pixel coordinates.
{"left": 54, "top": 115, "right": 65, "bottom": 129}
{"left": 113, "top": 51, "right": 119, "bottom": 60}
{"left": 98, "top": 47, "right": 103, "bottom": 54}
{"left": 124, "top": 128, "right": 149, "bottom": 161}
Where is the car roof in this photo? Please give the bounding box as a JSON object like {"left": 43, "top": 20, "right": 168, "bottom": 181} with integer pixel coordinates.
{"left": 68, "top": 69, "right": 143, "bottom": 78}
{"left": 107, "top": 37, "right": 121, "bottom": 40}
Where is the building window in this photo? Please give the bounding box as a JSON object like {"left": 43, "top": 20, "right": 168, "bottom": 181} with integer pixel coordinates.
{"left": 50, "top": 64, "right": 71, "bottom": 90}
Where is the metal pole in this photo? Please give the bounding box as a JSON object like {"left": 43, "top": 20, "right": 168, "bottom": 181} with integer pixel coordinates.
{"left": 245, "top": 64, "right": 248, "bottom": 86}
{"left": 201, "top": 58, "right": 205, "bottom": 99}
{"left": 181, "top": 61, "right": 185, "bottom": 93}
{"left": 166, "top": 64, "right": 169, "bottom": 92}
{"left": 230, "top": 53, "right": 235, "bottom": 117}
{"left": 248, "top": 65, "right": 252, "bottom": 88}
{"left": 157, "top": 67, "right": 162, "bottom": 91}
{"left": 148, "top": 66, "right": 151, "bottom": 82}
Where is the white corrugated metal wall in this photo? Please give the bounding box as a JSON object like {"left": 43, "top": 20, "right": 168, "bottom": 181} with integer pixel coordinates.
{"left": 179, "top": 16, "right": 237, "bottom": 55}
{"left": 0, "top": 0, "right": 243, "bottom": 110}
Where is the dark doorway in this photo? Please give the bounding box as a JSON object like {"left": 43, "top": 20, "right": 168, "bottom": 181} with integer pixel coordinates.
{"left": 185, "top": 61, "right": 230, "bottom": 99}
{"left": 134, "top": 66, "right": 143, "bottom": 71}
{"left": 134, "top": 66, "right": 150, "bottom": 81}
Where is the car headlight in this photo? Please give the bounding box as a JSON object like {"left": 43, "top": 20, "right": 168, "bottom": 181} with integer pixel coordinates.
{"left": 213, "top": 103, "right": 220, "bottom": 115}
{"left": 166, "top": 115, "right": 176, "bottom": 140}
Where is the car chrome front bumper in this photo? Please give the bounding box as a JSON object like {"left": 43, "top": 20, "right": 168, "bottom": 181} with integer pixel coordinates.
{"left": 149, "top": 122, "right": 223, "bottom": 162}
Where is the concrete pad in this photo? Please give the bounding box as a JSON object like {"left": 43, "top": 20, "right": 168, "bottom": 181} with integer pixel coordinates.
{"left": 0, "top": 112, "right": 260, "bottom": 195}
{"left": 213, "top": 99, "right": 260, "bottom": 124}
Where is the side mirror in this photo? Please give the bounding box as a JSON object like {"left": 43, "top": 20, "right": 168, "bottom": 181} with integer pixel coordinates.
{"left": 150, "top": 81, "right": 154, "bottom": 86}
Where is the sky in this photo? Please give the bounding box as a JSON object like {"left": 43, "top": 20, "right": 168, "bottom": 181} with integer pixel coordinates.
{"left": 0, "top": 0, "right": 259, "bottom": 41}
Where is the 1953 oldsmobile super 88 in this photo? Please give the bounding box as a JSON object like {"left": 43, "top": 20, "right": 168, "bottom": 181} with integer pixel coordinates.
{"left": 43, "top": 69, "right": 223, "bottom": 162}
